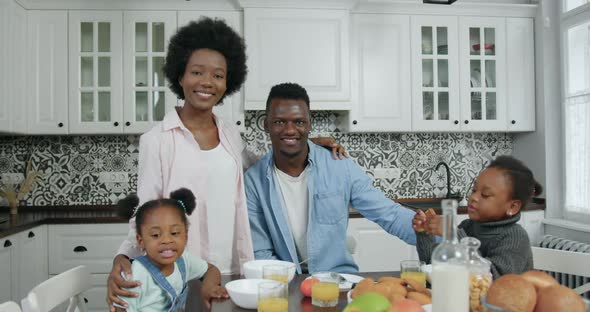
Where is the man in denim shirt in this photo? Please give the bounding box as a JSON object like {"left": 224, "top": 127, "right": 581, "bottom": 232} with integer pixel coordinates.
{"left": 245, "top": 83, "right": 416, "bottom": 273}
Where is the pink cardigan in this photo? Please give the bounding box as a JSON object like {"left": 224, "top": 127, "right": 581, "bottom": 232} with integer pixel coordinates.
{"left": 117, "top": 110, "right": 254, "bottom": 272}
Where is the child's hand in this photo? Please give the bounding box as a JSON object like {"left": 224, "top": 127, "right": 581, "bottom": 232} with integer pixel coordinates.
{"left": 200, "top": 284, "right": 229, "bottom": 309}
{"left": 424, "top": 215, "right": 443, "bottom": 237}
{"left": 412, "top": 210, "right": 427, "bottom": 232}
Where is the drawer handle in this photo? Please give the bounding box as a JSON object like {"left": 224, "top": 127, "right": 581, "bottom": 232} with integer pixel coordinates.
{"left": 84, "top": 298, "right": 88, "bottom": 303}
{"left": 3, "top": 240, "right": 12, "bottom": 248}
{"left": 28, "top": 231, "right": 35, "bottom": 238}
{"left": 73, "top": 246, "right": 88, "bottom": 253}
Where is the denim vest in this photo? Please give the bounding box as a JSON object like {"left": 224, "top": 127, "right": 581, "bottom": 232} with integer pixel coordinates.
{"left": 135, "top": 256, "right": 188, "bottom": 312}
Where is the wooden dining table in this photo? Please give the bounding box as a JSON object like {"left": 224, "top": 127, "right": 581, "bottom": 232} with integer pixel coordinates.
{"left": 185, "top": 271, "right": 400, "bottom": 312}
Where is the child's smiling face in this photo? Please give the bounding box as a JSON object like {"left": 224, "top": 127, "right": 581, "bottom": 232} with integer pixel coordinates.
{"left": 467, "top": 167, "right": 521, "bottom": 222}
{"left": 137, "top": 205, "right": 188, "bottom": 274}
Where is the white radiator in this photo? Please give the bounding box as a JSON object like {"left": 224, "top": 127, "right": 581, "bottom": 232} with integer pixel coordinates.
{"left": 538, "top": 235, "right": 590, "bottom": 299}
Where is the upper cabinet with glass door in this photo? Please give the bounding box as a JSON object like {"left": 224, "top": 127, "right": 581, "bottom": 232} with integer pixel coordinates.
{"left": 123, "top": 11, "right": 177, "bottom": 134}
{"left": 459, "top": 17, "right": 506, "bottom": 131}
{"left": 411, "top": 16, "right": 459, "bottom": 131}
{"left": 69, "top": 11, "right": 123, "bottom": 134}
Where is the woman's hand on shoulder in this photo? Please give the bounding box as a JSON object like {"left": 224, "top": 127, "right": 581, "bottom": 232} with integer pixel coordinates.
{"left": 107, "top": 255, "right": 140, "bottom": 312}
{"left": 310, "top": 137, "right": 349, "bottom": 160}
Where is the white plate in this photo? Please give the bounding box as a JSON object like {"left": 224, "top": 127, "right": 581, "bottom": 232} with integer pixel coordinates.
{"left": 306, "top": 273, "right": 363, "bottom": 291}
{"left": 347, "top": 291, "right": 432, "bottom": 311}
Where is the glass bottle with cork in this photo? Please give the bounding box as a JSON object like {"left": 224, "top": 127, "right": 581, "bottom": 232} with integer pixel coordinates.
{"left": 431, "top": 199, "right": 470, "bottom": 312}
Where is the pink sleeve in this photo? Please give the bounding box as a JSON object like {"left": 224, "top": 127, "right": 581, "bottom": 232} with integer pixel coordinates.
{"left": 137, "top": 131, "right": 164, "bottom": 205}
{"left": 116, "top": 132, "right": 163, "bottom": 258}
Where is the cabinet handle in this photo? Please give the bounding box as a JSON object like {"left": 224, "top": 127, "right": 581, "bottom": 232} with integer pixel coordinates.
{"left": 352, "top": 120, "right": 358, "bottom": 125}
{"left": 28, "top": 231, "right": 35, "bottom": 238}
{"left": 73, "top": 246, "right": 88, "bottom": 253}
{"left": 464, "top": 120, "right": 469, "bottom": 124}
{"left": 511, "top": 120, "right": 516, "bottom": 124}
{"left": 236, "top": 121, "right": 241, "bottom": 126}
{"left": 454, "top": 120, "right": 459, "bottom": 125}
{"left": 113, "top": 122, "right": 119, "bottom": 127}
{"left": 84, "top": 298, "right": 88, "bottom": 303}
{"left": 58, "top": 122, "right": 64, "bottom": 128}
{"left": 4, "top": 240, "right": 12, "bottom": 248}
{"left": 125, "top": 121, "right": 131, "bottom": 126}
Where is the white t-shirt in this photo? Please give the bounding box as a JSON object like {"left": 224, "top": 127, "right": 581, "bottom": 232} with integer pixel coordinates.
{"left": 202, "top": 144, "right": 239, "bottom": 274}
{"left": 274, "top": 165, "right": 309, "bottom": 262}
{"left": 121, "top": 251, "right": 208, "bottom": 312}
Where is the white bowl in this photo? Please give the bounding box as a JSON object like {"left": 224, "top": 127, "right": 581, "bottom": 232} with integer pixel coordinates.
{"left": 243, "top": 259, "right": 297, "bottom": 282}
{"left": 225, "top": 278, "right": 266, "bottom": 309}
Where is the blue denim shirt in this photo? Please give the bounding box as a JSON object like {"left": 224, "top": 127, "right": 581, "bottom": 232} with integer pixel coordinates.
{"left": 245, "top": 141, "right": 416, "bottom": 273}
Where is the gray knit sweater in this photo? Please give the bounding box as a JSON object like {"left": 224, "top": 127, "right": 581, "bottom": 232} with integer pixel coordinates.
{"left": 416, "top": 213, "right": 533, "bottom": 279}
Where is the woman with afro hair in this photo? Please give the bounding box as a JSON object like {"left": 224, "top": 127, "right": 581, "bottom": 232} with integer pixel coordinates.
{"left": 107, "top": 17, "right": 345, "bottom": 310}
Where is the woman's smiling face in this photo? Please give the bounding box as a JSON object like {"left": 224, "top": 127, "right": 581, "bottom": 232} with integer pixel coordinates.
{"left": 179, "top": 48, "right": 227, "bottom": 111}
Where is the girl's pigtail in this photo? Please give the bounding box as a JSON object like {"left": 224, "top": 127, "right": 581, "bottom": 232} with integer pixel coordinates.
{"left": 116, "top": 194, "right": 140, "bottom": 220}
{"left": 170, "top": 188, "right": 196, "bottom": 215}
{"left": 533, "top": 181, "right": 543, "bottom": 197}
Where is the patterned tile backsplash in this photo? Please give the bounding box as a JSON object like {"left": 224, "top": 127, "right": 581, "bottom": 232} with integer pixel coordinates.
{"left": 0, "top": 111, "right": 512, "bottom": 206}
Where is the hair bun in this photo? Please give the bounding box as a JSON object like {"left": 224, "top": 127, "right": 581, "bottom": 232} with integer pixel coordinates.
{"left": 533, "top": 181, "right": 543, "bottom": 197}
{"left": 116, "top": 194, "right": 140, "bottom": 220}
{"left": 170, "top": 188, "right": 196, "bottom": 215}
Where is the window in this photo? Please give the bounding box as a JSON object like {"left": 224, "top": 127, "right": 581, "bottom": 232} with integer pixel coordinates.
{"left": 561, "top": 3, "right": 590, "bottom": 221}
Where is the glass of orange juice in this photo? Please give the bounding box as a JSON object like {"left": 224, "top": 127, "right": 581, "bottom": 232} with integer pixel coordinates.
{"left": 311, "top": 272, "right": 340, "bottom": 307}
{"left": 400, "top": 260, "right": 427, "bottom": 286}
{"left": 263, "top": 265, "right": 289, "bottom": 284}
{"left": 258, "top": 281, "right": 288, "bottom": 312}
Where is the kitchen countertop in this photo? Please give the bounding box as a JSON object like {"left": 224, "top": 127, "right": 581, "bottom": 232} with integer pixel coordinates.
{"left": 1, "top": 197, "right": 545, "bottom": 238}
{"left": 0, "top": 205, "right": 126, "bottom": 238}
{"left": 349, "top": 197, "right": 546, "bottom": 218}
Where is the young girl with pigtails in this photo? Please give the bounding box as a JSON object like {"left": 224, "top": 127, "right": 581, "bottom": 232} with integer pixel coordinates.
{"left": 114, "top": 188, "right": 227, "bottom": 312}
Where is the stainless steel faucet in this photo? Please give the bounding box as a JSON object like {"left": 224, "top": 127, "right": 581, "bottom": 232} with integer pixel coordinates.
{"left": 435, "top": 161, "right": 460, "bottom": 199}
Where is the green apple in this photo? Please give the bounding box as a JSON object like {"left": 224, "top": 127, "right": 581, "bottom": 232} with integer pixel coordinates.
{"left": 343, "top": 292, "right": 391, "bottom": 312}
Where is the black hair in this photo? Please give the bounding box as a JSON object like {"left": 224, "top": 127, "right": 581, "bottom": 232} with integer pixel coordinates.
{"left": 265, "top": 82, "right": 310, "bottom": 113}
{"left": 117, "top": 188, "right": 197, "bottom": 235}
{"left": 488, "top": 156, "right": 543, "bottom": 207}
{"left": 163, "top": 17, "right": 247, "bottom": 105}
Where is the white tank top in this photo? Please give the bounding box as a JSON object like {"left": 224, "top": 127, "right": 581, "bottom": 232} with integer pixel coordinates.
{"left": 202, "top": 143, "right": 238, "bottom": 274}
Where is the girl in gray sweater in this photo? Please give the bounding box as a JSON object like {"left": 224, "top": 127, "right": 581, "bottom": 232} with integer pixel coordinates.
{"left": 413, "top": 156, "right": 542, "bottom": 279}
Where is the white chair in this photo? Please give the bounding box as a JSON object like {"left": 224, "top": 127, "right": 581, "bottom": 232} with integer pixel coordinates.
{"left": 532, "top": 246, "right": 590, "bottom": 294}
{"left": 21, "top": 265, "right": 92, "bottom": 312}
{"left": 0, "top": 301, "right": 22, "bottom": 312}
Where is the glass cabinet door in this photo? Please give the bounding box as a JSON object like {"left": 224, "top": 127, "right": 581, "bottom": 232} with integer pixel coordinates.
{"left": 459, "top": 17, "right": 506, "bottom": 130}
{"left": 123, "top": 12, "right": 176, "bottom": 133}
{"left": 411, "top": 16, "right": 459, "bottom": 131}
{"left": 69, "top": 11, "right": 123, "bottom": 134}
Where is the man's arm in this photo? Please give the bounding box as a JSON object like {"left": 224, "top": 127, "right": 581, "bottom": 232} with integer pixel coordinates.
{"left": 346, "top": 159, "right": 417, "bottom": 245}
{"left": 245, "top": 172, "right": 278, "bottom": 259}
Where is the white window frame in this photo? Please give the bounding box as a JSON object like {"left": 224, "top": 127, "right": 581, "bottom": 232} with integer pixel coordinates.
{"left": 560, "top": 0, "right": 590, "bottom": 224}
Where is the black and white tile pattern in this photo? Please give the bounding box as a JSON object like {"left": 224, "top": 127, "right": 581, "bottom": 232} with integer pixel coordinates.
{"left": 0, "top": 111, "right": 511, "bottom": 205}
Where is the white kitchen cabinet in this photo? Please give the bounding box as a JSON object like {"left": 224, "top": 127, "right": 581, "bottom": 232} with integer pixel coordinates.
{"left": 243, "top": 8, "right": 350, "bottom": 110}
{"left": 411, "top": 16, "right": 461, "bottom": 132}
{"left": 459, "top": 17, "right": 507, "bottom": 131}
{"left": 27, "top": 11, "right": 69, "bottom": 135}
{"left": 0, "top": 233, "right": 17, "bottom": 303}
{"left": 178, "top": 11, "right": 246, "bottom": 132}
{"left": 68, "top": 11, "right": 124, "bottom": 134}
{"left": 506, "top": 18, "right": 535, "bottom": 131}
{"left": 16, "top": 226, "right": 48, "bottom": 303}
{"left": 48, "top": 223, "right": 128, "bottom": 312}
{"left": 348, "top": 14, "right": 411, "bottom": 132}
{"left": 348, "top": 218, "right": 418, "bottom": 272}
{"left": 0, "top": 0, "right": 26, "bottom": 134}
{"left": 123, "top": 11, "right": 177, "bottom": 134}
{"left": 0, "top": 226, "right": 47, "bottom": 303}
